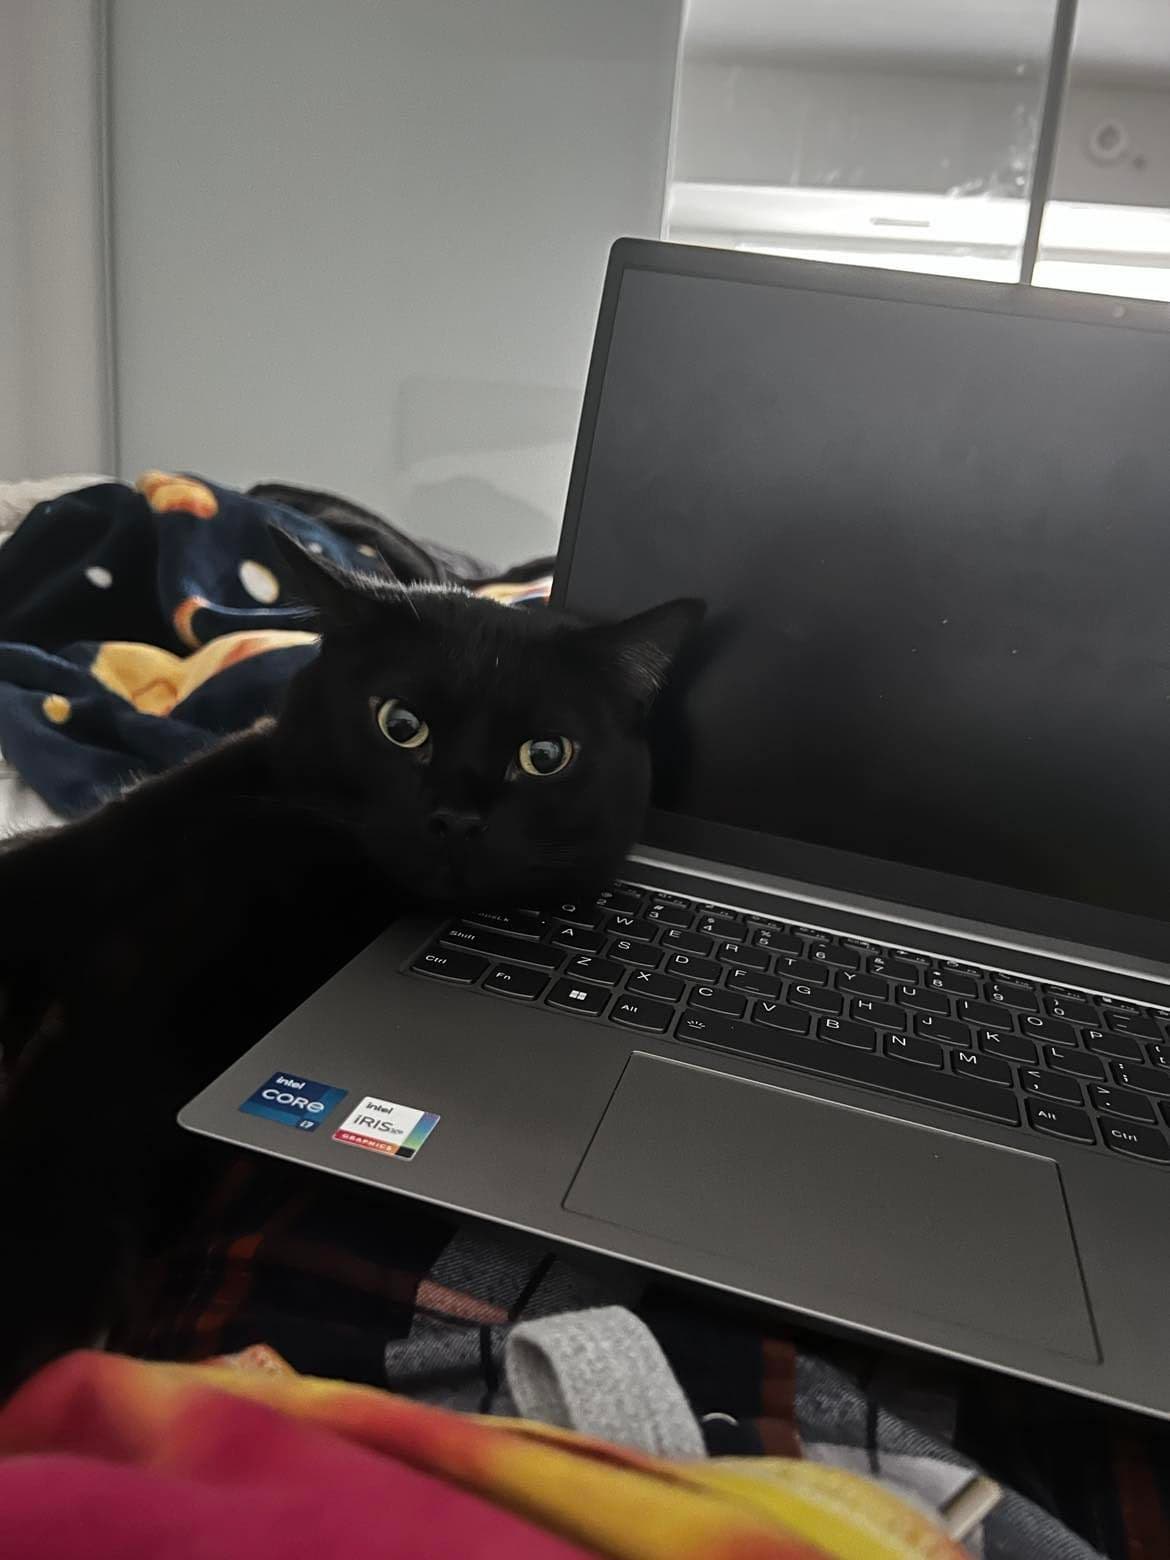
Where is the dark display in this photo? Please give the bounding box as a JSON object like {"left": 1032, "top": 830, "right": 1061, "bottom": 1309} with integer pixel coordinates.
{"left": 563, "top": 263, "right": 1170, "bottom": 921}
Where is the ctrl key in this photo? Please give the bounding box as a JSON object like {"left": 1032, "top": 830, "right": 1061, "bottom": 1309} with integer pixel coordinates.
{"left": 1102, "top": 1121, "right": 1170, "bottom": 1163}
{"left": 412, "top": 946, "right": 490, "bottom": 983}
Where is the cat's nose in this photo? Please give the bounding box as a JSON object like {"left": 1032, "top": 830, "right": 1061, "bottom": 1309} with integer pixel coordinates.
{"left": 429, "top": 806, "right": 485, "bottom": 841}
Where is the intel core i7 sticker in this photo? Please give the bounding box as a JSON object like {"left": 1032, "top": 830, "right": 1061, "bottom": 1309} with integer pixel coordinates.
{"left": 240, "top": 1072, "right": 347, "bottom": 1131}
{"left": 332, "top": 1095, "right": 440, "bottom": 1160}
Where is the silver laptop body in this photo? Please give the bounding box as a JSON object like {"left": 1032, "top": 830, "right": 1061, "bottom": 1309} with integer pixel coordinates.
{"left": 183, "top": 240, "right": 1170, "bottom": 1420}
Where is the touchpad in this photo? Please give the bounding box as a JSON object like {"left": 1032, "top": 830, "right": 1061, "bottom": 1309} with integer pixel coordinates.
{"left": 564, "top": 1055, "right": 1097, "bottom": 1361}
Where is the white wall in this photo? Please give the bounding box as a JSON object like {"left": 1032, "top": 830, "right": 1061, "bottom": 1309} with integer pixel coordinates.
{"left": 108, "top": 0, "right": 683, "bottom": 566}
{"left": 0, "top": 0, "right": 110, "bottom": 480}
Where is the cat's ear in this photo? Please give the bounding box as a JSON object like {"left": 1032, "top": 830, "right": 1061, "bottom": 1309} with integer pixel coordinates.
{"left": 267, "top": 524, "right": 396, "bottom": 632}
{"left": 584, "top": 598, "right": 705, "bottom": 708}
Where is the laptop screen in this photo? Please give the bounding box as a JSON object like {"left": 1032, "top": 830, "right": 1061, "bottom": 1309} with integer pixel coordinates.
{"left": 559, "top": 253, "right": 1170, "bottom": 933}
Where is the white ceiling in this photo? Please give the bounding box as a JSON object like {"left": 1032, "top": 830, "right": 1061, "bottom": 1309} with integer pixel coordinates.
{"left": 683, "top": 0, "right": 1170, "bottom": 83}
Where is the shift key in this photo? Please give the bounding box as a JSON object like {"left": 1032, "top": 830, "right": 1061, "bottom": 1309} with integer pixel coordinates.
{"left": 673, "top": 1009, "right": 1018, "bottom": 1125}
{"left": 441, "top": 923, "right": 563, "bottom": 971}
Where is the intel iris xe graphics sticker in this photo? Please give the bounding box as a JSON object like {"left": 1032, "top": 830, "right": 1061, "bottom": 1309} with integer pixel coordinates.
{"left": 332, "top": 1095, "right": 441, "bottom": 1160}
{"left": 240, "top": 1072, "right": 348, "bottom": 1132}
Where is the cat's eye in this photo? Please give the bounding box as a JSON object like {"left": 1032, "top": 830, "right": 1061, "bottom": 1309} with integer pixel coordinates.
{"left": 517, "top": 736, "right": 575, "bottom": 777}
{"left": 376, "top": 698, "right": 430, "bottom": 749}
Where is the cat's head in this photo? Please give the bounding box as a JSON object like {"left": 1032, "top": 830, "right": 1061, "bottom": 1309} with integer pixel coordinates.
{"left": 269, "top": 532, "right": 702, "bottom": 906}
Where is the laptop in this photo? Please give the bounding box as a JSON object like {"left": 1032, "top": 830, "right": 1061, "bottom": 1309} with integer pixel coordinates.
{"left": 183, "top": 238, "right": 1170, "bottom": 1419}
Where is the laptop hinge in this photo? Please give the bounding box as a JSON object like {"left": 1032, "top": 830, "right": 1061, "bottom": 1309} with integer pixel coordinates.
{"left": 629, "top": 842, "right": 1170, "bottom": 994}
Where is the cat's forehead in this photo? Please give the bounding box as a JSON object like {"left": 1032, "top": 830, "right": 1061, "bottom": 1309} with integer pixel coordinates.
{"left": 346, "top": 590, "right": 601, "bottom": 708}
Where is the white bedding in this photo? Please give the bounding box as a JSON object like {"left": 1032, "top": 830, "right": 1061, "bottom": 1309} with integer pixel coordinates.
{"left": 0, "top": 758, "right": 59, "bottom": 839}
{"left": 0, "top": 473, "right": 109, "bottom": 541}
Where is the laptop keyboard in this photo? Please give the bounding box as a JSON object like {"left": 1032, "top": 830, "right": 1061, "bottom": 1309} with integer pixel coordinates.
{"left": 408, "top": 881, "right": 1170, "bottom": 1166}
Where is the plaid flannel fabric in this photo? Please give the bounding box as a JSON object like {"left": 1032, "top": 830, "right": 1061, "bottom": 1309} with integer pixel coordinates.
{"left": 120, "top": 1151, "right": 1169, "bottom": 1560}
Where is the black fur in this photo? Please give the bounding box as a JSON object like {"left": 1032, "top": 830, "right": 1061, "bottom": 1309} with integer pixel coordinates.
{"left": 0, "top": 542, "right": 700, "bottom": 1396}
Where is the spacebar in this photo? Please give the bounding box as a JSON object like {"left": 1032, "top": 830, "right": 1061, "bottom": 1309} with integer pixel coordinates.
{"left": 675, "top": 1010, "right": 1019, "bottom": 1126}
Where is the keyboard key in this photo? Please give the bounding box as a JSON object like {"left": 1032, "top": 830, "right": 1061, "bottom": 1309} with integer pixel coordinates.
{"left": 979, "top": 1030, "right": 1039, "bottom": 1065}
{"left": 625, "top": 969, "right": 684, "bottom": 1002}
{"left": 611, "top": 994, "right": 672, "bottom": 1033}
{"left": 1045, "top": 996, "right": 1100, "bottom": 1025}
{"left": 953, "top": 1051, "right": 1013, "bottom": 1087}
{"left": 546, "top": 978, "right": 609, "bottom": 1016}
{"left": 552, "top": 925, "right": 607, "bottom": 954}
{"left": 691, "top": 984, "right": 746, "bottom": 1018}
{"left": 673, "top": 1010, "right": 1018, "bottom": 1124}
{"left": 986, "top": 981, "right": 1038, "bottom": 1012}
{"left": 1102, "top": 1121, "right": 1170, "bottom": 1163}
{"left": 1084, "top": 1031, "right": 1144, "bottom": 1062}
{"left": 890, "top": 947, "right": 930, "bottom": 967}
{"left": 1104, "top": 1010, "right": 1161, "bottom": 1041}
{"left": 870, "top": 956, "right": 920, "bottom": 982}
{"left": 753, "top": 1000, "right": 812, "bottom": 1034}
{"left": 838, "top": 972, "right": 889, "bottom": 1001}
{"left": 913, "top": 1014, "right": 970, "bottom": 1046}
{"left": 850, "top": 999, "right": 906, "bottom": 1032}
{"left": 1111, "top": 1061, "right": 1170, "bottom": 1097}
{"left": 596, "top": 887, "right": 643, "bottom": 915}
{"left": 665, "top": 952, "right": 720, "bottom": 981}
{"left": 790, "top": 983, "right": 843, "bottom": 1015}
{"left": 820, "top": 1017, "right": 877, "bottom": 1050}
{"left": 753, "top": 927, "right": 802, "bottom": 954}
{"left": 1027, "top": 1099, "right": 1095, "bottom": 1144}
{"left": 898, "top": 985, "right": 949, "bottom": 1016}
{"left": 440, "top": 925, "right": 563, "bottom": 971}
{"left": 929, "top": 970, "right": 979, "bottom": 999}
{"left": 727, "top": 967, "right": 783, "bottom": 998}
{"left": 1150, "top": 1044, "right": 1170, "bottom": 1069}
{"left": 645, "top": 901, "right": 691, "bottom": 927}
{"left": 1046, "top": 1047, "right": 1106, "bottom": 1081}
{"left": 808, "top": 942, "right": 860, "bottom": 970}
{"left": 1089, "top": 1085, "right": 1156, "bottom": 1124}
{"left": 466, "top": 910, "right": 548, "bottom": 938}
{"left": 412, "top": 946, "right": 490, "bottom": 983}
{"left": 884, "top": 1033, "right": 943, "bottom": 1068}
{"left": 774, "top": 956, "right": 828, "bottom": 985}
{"left": 482, "top": 962, "right": 548, "bottom": 1000}
{"left": 662, "top": 928, "right": 714, "bottom": 956}
{"left": 605, "top": 913, "right": 658, "bottom": 941}
{"left": 564, "top": 954, "right": 622, "bottom": 986}
{"left": 1020, "top": 1015, "right": 1077, "bottom": 1046}
{"left": 554, "top": 902, "right": 604, "bottom": 929}
{"left": 1021, "top": 1069, "right": 1083, "bottom": 1105}
{"left": 717, "top": 942, "right": 770, "bottom": 971}
{"left": 698, "top": 914, "right": 747, "bottom": 939}
{"left": 610, "top": 939, "right": 662, "bottom": 969}
{"left": 958, "top": 1000, "right": 1012, "bottom": 1031}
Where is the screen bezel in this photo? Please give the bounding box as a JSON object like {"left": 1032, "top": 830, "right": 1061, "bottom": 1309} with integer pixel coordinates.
{"left": 551, "top": 237, "right": 1170, "bottom": 964}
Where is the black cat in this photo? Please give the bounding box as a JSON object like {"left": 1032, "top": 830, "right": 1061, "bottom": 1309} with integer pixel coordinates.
{"left": 0, "top": 533, "right": 700, "bottom": 1396}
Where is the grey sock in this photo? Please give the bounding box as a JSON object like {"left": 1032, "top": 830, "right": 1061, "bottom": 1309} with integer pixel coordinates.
{"left": 506, "top": 1305, "right": 706, "bottom": 1458}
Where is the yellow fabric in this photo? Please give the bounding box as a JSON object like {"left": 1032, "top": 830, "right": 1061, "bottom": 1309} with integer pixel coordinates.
{"left": 90, "top": 630, "right": 318, "bottom": 716}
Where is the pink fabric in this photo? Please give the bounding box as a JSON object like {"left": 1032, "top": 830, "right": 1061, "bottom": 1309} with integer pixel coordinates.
{"left": 1, "top": 1366, "right": 592, "bottom": 1560}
